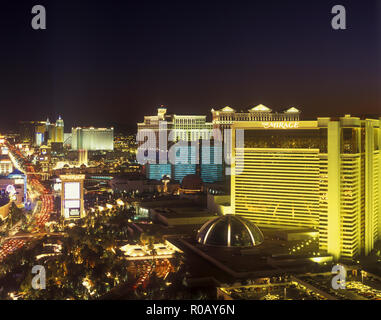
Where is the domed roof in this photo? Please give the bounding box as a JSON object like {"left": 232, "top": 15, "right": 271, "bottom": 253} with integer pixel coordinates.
{"left": 197, "top": 215, "right": 264, "bottom": 248}
{"left": 181, "top": 174, "right": 203, "bottom": 190}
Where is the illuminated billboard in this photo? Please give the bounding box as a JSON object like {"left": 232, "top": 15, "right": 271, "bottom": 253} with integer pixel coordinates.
{"left": 14, "top": 179, "right": 24, "bottom": 185}
{"left": 60, "top": 176, "right": 85, "bottom": 219}
{"left": 64, "top": 182, "right": 80, "bottom": 199}
{"left": 261, "top": 121, "right": 300, "bottom": 129}
{"left": 63, "top": 182, "right": 80, "bottom": 218}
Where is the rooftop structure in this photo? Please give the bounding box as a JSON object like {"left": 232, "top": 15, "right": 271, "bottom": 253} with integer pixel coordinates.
{"left": 211, "top": 104, "right": 301, "bottom": 130}
{"left": 196, "top": 215, "right": 264, "bottom": 248}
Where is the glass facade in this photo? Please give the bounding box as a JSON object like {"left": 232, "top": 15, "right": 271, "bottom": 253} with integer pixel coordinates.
{"left": 173, "top": 144, "right": 197, "bottom": 183}
{"left": 197, "top": 215, "right": 264, "bottom": 247}
{"left": 200, "top": 145, "right": 223, "bottom": 183}
{"left": 147, "top": 163, "right": 172, "bottom": 181}
{"left": 244, "top": 129, "right": 328, "bottom": 152}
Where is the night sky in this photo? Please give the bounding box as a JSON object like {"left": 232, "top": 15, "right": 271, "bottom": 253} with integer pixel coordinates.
{"left": 0, "top": 0, "right": 380, "bottom": 131}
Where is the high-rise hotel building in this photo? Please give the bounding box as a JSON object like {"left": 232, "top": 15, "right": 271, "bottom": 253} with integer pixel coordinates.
{"left": 138, "top": 105, "right": 297, "bottom": 182}
{"left": 137, "top": 106, "right": 213, "bottom": 144}
{"left": 19, "top": 117, "right": 65, "bottom": 147}
{"left": 211, "top": 105, "right": 301, "bottom": 174}
{"left": 138, "top": 107, "right": 222, "bottom": 183}
{"left": 46, "top": 116, "right": 64, "bottom": 144}
{"left": 71, "top": 127, "right": 114, "bottom": 151}
{"left": 231, "top": 115, "right": 381, "bottom": 260}
{"left": 211, "top": 104, "right": 301, "bottom": 131}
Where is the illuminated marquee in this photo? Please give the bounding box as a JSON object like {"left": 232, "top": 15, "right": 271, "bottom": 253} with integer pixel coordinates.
{"left": 6, "top": 185, "right": 17, "bottom": 201}
{"left": 64, "top": 182, "right": 81, "bottom": 218}
{"left": 14, "top": 179, "right": 24, "bottom": 185}
{"left": 262, "top": 121, "right": 300, "bottom": 129}
{"left": 60, "top": 174, "right": 85, "bottom": 220}
{"left": 61, "top": 174, "right": 85, "bottom": 181}
{"left": 6, "top": 185, "right": 16, "bottom": 195}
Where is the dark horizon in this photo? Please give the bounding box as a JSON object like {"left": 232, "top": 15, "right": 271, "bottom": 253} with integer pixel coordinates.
{"left": 0, "top": 0, "right": 380, "bottom": 131}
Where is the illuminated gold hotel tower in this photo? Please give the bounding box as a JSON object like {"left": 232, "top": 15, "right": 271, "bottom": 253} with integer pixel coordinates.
{"left": 231, "top": 115, "right": 381, "bottom": 260}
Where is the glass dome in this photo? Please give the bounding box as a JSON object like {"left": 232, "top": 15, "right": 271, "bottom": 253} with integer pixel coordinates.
{"left": 196, "top": 215, "right": 264, "bottom": 248}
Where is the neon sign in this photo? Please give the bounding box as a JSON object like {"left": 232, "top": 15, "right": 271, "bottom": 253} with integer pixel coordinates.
{"left": 6, "top": 185, "right": 16, "bottom": 195}
{"left": 262, "top": 122, "right": 299, "bottom": 129}
{"left": 63, "top": 182, "right": 81, "bottom": 218}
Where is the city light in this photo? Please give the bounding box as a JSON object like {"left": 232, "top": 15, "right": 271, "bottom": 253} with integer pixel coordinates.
{"left": 0, "top": 1, "right": 379, "bottom": 304}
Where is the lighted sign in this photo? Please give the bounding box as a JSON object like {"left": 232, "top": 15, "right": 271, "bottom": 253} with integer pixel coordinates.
{"left": 64, "top": 182, "right": 80, "bottom": 199}
{"left": 61, "top": 175, "right": 85, "bottom": 220}
{"left": 14, "top": 179, "right": 24, "bottom": 185}
{"left": 68, "top": 208, "right": 80, "bottom": 217}
{"left": 262, "top": 121, "right": 299, "bottom": 129}
{"left": 65, "top": 200, "right": 80, "bottom": 208}
{"left": 60, "top": 174, "right": 85, "bottom": 181}
{"left": 6, "top": 185, "right": 16, "bottom": 195}
{"left": 63, "top": 182, "right": 81, "bottom": 218}
{"left": 65, "top": 199, "right": 81, "bottom": 217}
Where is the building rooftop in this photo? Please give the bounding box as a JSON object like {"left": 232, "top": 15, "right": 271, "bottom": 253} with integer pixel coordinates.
{"left": 249, "top": 104, "right": 272, "bottom": 112}
{"left": 197, "top": 215, "right": 264, "bottom": 248}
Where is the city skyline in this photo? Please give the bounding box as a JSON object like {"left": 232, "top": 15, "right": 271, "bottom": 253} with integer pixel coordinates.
{"left": 0, "top": 0, "right": 380, "bottom": 130}
{"left": 0, "top": 0, "right": 381, "bottom": 303}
